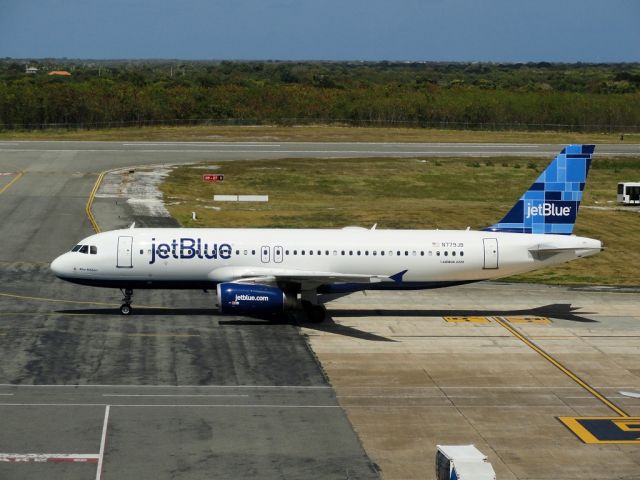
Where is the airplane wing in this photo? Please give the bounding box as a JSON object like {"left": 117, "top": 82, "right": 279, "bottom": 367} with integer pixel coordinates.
{"left": 207, "top": 265, "right": 397, "bottom": 288}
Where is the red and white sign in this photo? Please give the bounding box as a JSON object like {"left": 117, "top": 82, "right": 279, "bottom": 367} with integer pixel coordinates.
{"left": 203, "top": 174, "right": 224, "bottom": 183}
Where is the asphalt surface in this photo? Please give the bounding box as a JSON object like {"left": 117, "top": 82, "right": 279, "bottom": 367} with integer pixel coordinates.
{"left": 1, "top": 141, "right": 639, "bottom": 480}
{"left": 0, "top": 140, "right": 638, "bottom": 159}
{"left": 0, "top": 141, "right": 391, "bottom": 480}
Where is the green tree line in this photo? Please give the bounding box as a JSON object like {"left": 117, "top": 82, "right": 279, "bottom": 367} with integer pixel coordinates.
{"left": 1, "top": 61, "right": 640, "bottom": 130}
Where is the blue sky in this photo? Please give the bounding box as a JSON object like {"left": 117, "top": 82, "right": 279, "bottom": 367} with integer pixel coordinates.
{"left": 1, "top": 0, "right": 638, "bottom": 62}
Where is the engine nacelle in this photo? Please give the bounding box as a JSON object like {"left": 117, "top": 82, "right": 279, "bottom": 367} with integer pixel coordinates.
{"left": 216, "top": 282, "right": 292, "bottom": 315}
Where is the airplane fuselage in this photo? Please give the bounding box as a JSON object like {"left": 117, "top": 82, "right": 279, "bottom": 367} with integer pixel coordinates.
{"left": 51, "top": 227, "right": 602, "bottom": 292}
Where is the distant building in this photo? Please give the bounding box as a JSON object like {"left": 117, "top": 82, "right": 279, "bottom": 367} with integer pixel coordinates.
{"left": 48, "top": 70, "right": 71, "bottom": 76}
{"left": 25, "top": 66, "right": 39, "bottom": 74}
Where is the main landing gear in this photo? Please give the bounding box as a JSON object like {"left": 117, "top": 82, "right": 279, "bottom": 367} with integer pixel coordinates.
{"left": 119, "top": 288, "right": 133, "bottom": 315}
{"left": 301, "top": 300, "right": 326, "bottom": 323}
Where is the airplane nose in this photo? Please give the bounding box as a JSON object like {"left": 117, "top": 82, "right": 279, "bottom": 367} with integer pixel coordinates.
{"left": 50, "top": 254, "right": 69, "bottom": 277}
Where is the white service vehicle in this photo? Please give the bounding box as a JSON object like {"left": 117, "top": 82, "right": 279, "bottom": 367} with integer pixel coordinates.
{"left": 436, "top": 445, "right": 496, "bottom": 480}
{"left": 617, "top": 181, "right": 640, "bottom": 204}
{"left": 51, "top": 145, "right": 602, "bottom": 321}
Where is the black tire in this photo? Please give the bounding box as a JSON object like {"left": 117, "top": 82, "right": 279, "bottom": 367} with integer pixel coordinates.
{"left": 120, "top": 304, "right": 132, "bottom": 316}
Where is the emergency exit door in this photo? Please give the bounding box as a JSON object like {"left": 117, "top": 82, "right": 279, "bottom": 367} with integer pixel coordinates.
{"left": 117, "top": 236, "right": 133, "bottom": 268}
{"left": 483, "top": 238, "right": 498, "bottom": 269}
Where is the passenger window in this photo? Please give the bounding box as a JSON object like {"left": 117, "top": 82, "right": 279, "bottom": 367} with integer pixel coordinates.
{"left": 244, "top": 250, "right": 248, "bottom": 255}
{"left": 302, "top": 251, "right": 305, "bottom": 255}
{"left": 325, "top": 250, "right": 329, "bottom": 256}
{"left": 139, "top": 249, "right": 143, "bottom": 255}
{"left": 235, "top": 250, "right": 239, "bottom": 255}
{"left": 436, "top": 251, "right": 440, "bottom": 256}
{"left": 397, "top": 251, "right": 401, "bottom": 256}
{"left": 444, "top": 251, "right": 448, "bottom": 256}
{"left": 318, "top": 250, "right": 322, "bottom": 255}
{"left": 357, "top": 251, "right": 361, "bottom": 256}
{"left": 452, "top": 251, "right": 456, "bottom": 256}
{"left": 293, "top": 250, "right": 297, "bottom": 255}
{"left": 71, "top": 245, "right": 81, "bottom": 252}
{"left": 285, "top": 250, "right": 290, "bottom": 255}
{"left": 381, "top": 251, "right": 385, "bottom": 256}
{"left": 405, "top": 251, "right": 409, "bottom": 256}
{"left": 373, "top": 251, "right": 377, "bottom": 256}
{"left": 79, "top": 245, "right": 88, "bottom": 254}
{"left": 252, "top": 250, "right": 256, "bottom": 255}
{"left": 365, "top": 251, "right": 369, "bottom": 256}
{"left": 309, "top": 250, "right": 313, "bottom": 255}
{"left": 341, "top": 250, "right": 345, "bottom": 255}
{"left": 460, "top": 251, "right": 464, "bottom": 257}
{"left": 349, "top": 251, "right": 353, "bottom": 256}
{"left": 420, "top": 251, "right": 424, "bottom": 256}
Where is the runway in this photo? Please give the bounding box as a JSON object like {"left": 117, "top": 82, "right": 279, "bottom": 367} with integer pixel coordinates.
{"left": 1, "top": 141, "right": 639, "bottom": 479}
{"left": 0, "top": 141, "right": 638, "bottom": 161}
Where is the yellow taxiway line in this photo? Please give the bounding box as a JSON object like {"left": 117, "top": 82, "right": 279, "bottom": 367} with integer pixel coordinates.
{"left": 85, "top": 170, "right": 107, "bottom": 233}
{"left": 0, "top": 171, "right": 23, "bottom": 195}
{"left": 493, "top": 316, "right": 629, "bottom": 417}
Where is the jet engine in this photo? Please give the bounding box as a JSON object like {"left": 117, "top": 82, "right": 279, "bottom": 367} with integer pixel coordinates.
{"left": 216, "top": 282, "right": 295, "bottom": 315}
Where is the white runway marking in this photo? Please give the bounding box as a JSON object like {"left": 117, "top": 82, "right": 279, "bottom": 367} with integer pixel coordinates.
{"left": 0, "top": 383, "right": 331, "bottom": 389}
{"left": 0, "top": 402, "right": 339, "bottom": 408}
{"left": 0, "top": 453, "right": 99, "bottom": 463}
{"left": 96, "top": 405, "right": 110, "bottom": 480}
{"left": 122, "top": 142, "right": 282, "bottom": 146}
{"left": 102, "top": 394, "right": 250, "bottom": 397}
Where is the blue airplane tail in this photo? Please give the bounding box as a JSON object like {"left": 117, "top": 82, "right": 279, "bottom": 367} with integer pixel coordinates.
{"left": 484, "top": 144, "right": 595, "bottom": 235}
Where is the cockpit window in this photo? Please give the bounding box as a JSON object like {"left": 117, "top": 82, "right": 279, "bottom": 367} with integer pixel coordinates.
{"left": 79, "top": 245, "right": 89, "bottom": 254}
{"left": 90, "top": 246, "right": 97, "bottom": 255}
{"left": 71, "top": 245, "right": 82, "bottom": 252}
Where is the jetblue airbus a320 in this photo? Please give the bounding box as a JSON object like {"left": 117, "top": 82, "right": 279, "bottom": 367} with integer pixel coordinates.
{"left": 51, "top": 145, "right": 603, "bottom": 322}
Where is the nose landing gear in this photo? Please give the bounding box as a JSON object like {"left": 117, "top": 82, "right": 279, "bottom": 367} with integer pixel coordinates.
{"left": 119, "top": 288, "right": 133, "bottom": 315}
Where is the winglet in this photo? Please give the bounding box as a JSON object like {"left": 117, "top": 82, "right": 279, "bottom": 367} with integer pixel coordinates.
{"left": 389, "top": 270, "right": 408, "bottom": 284}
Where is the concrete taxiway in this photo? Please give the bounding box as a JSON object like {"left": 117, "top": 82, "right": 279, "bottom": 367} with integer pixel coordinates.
{"left": 1, "top": 141, "right": 639, "bottom": 479}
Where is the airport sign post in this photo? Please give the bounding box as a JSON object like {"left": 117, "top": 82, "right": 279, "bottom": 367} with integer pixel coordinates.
{"left": 203, "top": 174, "right": 224, "bottom": 183}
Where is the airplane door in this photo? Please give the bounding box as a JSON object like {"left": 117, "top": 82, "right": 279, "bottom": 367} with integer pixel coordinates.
{"left": 483, "top": 238, "right": 498, "bottom": 269}
{"left": 117, "top": 236, "right": 133, "bottom": 268}
{"left": 274, "top": 246, "right": 283, "bottom": 263}
{"left": 261, "top": 245, "right": 270, "bottom": 263}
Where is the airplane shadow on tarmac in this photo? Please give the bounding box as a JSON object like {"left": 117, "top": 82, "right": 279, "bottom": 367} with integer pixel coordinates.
{"left": 53, "top": 307, "right": 394, "bottom": 342}
{"left": 329, "top": 303, "right": 598, "bottom": 323}
{"left": 55, "top": 303, "right": 596, "bottom": 342}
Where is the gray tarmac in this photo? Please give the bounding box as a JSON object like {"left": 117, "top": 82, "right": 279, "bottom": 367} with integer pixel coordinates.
{"left": 1, "top": 141, "right": 639, "bottom": 480}
{"left": 0, "top": 142, "right": 387, "bottom": 480}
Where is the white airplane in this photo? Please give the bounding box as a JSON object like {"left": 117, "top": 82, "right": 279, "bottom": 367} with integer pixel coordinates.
{"left": 51, "top": 145, "right": 602, "bottom": 321}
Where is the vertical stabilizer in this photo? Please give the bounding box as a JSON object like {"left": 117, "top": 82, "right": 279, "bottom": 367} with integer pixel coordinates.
{"left": 484, "top": 144, "right": 595, "bottom": 235}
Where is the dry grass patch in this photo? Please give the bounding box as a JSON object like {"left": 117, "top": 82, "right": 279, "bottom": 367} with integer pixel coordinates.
{"left": 161, "top": 156, "right": 640, "bottom": 285}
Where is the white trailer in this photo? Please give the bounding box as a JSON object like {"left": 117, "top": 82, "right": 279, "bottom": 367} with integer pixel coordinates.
{"left": 436, "top": 445, "right": 496, "bottom": 480}
{"left": 617, "top": 182, "right": 640, "bottom": 204}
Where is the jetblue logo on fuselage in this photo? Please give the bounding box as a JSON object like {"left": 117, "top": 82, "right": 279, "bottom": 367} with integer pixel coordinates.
{"left": 150, "top": 237, "right": 232, "bottom": 264}
{"left": 526, "top": 202, "right": 572, "bottom": 219}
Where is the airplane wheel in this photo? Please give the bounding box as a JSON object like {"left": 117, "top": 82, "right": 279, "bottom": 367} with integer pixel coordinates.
{"left": 120, "top": 304, "right": 132, "bottom": 316}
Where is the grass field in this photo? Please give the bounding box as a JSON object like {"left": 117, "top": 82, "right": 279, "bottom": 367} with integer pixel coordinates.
{"left": 1, "top": 124, "right": 638, "bottom": 144}
{"left": 161, "top": 155, "right": 640, "bottom": 286}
